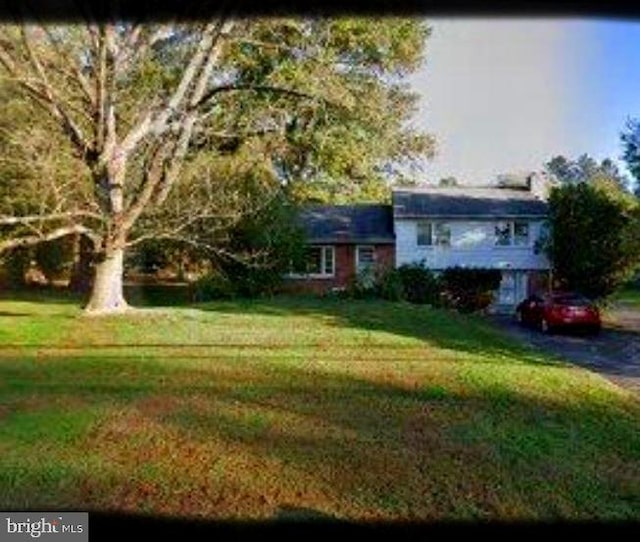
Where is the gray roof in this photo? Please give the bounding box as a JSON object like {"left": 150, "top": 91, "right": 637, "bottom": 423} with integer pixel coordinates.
{"left": 298, "top": 204, "right": 394, "bottom": 244}
{"left": 392, "top": 186, "right": 548, "bottom": 218}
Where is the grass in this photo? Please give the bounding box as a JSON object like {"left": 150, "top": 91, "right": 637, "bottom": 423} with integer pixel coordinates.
{"left": 611, "top": 284, "right": 640, "bottom": 309}
{"left": 0, "top": 290, "right": 639, "bottom": 521}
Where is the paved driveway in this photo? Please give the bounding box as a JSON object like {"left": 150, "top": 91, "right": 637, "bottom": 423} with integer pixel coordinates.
{"left": 490, "top": 314, "right": 640, "bottom": 395}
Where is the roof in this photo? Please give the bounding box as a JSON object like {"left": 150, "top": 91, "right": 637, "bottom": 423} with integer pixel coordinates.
{"left": 298, "top": 204, "right": 395, "bottom": 244}
{"left": 392, "top": 186, "right": 549, "bottom": 218}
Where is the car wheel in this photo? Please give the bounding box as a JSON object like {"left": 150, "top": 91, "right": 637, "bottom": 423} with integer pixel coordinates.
{"left": 589, "top": 325, "right": 601, "bottom": 337}
{"left": 540, "top": 318, "right": 553, "bottom": 334}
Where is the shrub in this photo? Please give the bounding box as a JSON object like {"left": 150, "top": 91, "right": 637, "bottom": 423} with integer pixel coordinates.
{"left": 376, "top": 267, "right": 405, "bottom": 302}
{"left": 213, "top": 194, "right": 306, "bottom": 298}
{"left": 34, "top": 237, "right": 74, "bottom": 282}
{"left": 440, "top": 267, "right": 502, "bottom": 313}
{"left": 192, "top": 272, "right": 236, "bottom": 301}
{"left": 345, "top": 267, "right": 379, "bottom": 299}
{"left": 396, "top": 261, "right": 441, "bottom": 305}
{"left": 1, "top": 247, "right": 32, "bottom": 289}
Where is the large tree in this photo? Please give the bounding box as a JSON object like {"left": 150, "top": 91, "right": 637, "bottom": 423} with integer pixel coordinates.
{"left": 545, "top": 153, "right": 630, "bottom": 190}
{"left": 545, "top": 181, "right": 640, "bottom": 299}
{"left": 0, "top": 15, "right": 434, "bottom": 313}
{"left": 621, "top": 118, "right": 640, "bottom": 197}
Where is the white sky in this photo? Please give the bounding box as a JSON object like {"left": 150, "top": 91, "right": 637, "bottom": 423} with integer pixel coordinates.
{"left": 410, "top": 18, "right": 600, "bottom": 185}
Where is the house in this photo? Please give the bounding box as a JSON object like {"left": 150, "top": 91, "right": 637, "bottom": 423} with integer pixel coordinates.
{"left": 283, "top": 204, "right": 395, "bottom": 295}
{"left": 393, "top": 174, "right": 552, "bottom": 308}
{"left": 286, "top": 172, "right": 552, "bottom": 308}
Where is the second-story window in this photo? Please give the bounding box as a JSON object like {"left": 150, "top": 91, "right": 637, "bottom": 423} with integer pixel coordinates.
{"left": 417, "top": 221, "right": 450, "bottom": 247}
{"left": 495, "top": 221, "right": 530, "bottom": 246}
{"left": 513, "top": 221, "right": 529, "bottom": 246}
{"left": 434, "top": 223, "right": 451, "bottom": 247}
{"left": 495, "top": 221, "right": 511, "bottom": 246}
{"left": 417, "top": 221, "right": 433, "bottom": 246}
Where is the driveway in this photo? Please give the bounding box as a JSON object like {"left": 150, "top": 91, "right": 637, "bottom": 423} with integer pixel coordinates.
{"left": 490, "top": 313, "right": 640, "bottom": 396}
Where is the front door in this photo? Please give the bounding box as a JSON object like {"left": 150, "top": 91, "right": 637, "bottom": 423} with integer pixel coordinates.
{"left": 497, "top": 271, "right": 527, "bottom": 306}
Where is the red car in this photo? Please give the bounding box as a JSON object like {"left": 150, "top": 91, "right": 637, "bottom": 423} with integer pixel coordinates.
{"left": 515, "top": 292, "right": 601, "bottom": 335}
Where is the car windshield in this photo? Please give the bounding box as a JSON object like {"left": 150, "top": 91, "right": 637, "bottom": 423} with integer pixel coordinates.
{"left": 552, "top": 294, "right": 591, "bottom": 306}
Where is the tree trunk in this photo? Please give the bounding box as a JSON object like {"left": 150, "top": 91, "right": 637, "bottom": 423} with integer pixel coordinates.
{"left": 84, "top": 248, "right": 128, "bottom": 314}
{"left": 69, "top": 234, "right": 95, "bottom": 294}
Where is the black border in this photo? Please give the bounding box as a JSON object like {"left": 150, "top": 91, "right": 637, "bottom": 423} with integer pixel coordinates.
{"left": 1, "top": 0, "right": 640, "bottom": 21}
{"left": 3, "top": 0, "right": 640, "bottom": 538}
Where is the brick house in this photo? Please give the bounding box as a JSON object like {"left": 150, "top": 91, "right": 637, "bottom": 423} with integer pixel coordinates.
{"left": 283, "top": 204, "right": 395, "bottom": 295}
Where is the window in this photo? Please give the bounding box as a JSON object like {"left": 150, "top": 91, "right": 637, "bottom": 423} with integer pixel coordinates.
{"left": 417, "top": 221, "right": 432, "bottom": 246}
{"left": 495, "top": 221, "right": 530, "bottom": 246}
{"left": 495, "top": 221, "right": 511, "bottom": 246}
{"left": 356, "top": 245, "right": 375, "bottom": 273}
{"left": 417, "top": 221, "right": 450, "bottom": 247}
{"left": 290, "top": 246, "right": 335, "bottom": 277}
{"left": 513, "top": 221, "right": 529, "bottom": 246}
{"left": 434, "top": 223, "right": 451, "bottom": 247}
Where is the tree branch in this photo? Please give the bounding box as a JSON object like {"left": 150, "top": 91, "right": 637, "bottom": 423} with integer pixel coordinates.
{"left": 0, "top": 211, "right": 102, "bottom": 226}
{"left": 191, "top": 84, "right": 343, "bottom": 113}
{"left": 0, "top": 224, "right": 99, "bottom": 253}
{"left": 0, "top": 26, "right": 94, "bottom": 157}
{"left": 119, "top": 20, "right": 227, "bottom": 155}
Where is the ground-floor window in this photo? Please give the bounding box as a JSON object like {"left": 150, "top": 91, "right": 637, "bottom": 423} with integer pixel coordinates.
{"left": 290, "top": 245, "right": 335, "bottom": 278}
{"left": 356, "top": 245, "right": 375, "bottom": 274}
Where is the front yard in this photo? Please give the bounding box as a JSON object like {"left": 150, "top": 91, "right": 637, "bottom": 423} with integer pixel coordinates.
{"left": 1, "top": 293, "right": 639, "bottom": 520}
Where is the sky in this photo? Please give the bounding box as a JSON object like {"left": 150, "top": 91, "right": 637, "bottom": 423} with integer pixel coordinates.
{"left": 410, "top": 18, "right": 640, "bottom": 186}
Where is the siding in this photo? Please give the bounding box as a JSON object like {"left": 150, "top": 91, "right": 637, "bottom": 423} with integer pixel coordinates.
{"left": 395, "top": 219, "right": 549, "bottom": 270}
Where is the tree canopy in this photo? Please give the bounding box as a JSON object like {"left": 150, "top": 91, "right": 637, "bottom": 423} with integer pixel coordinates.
{"left": 0, "top": 16, "right": 434, "bottom": 312}
{"left": 545, "top": 154, "right": 630, "bottom": 191}
{"left": 621, "top": 118, "right": 640, "bottom": 197}
{"left": 544, "top": 181, "right": 640, "bottom": 299}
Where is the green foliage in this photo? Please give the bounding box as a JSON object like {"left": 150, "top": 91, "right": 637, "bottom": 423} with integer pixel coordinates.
{"left": 345, "top": 266, "right": 381, "bottom": 300}
{"left": 1, "top": 247, "right": 31, "bottom": 288}
{"left": 440, "top": 267, "right": 502, "bottom": 313}
{"left": 545, "top": 182, "right": 640, "bottom": 299}
{"left": 210, "top": 193, "right": 306, "bottom": 298}
{"left": 375, "top": 267, "right": 405, "bottom": 302}
{"left": 34, "top": 238, "right": 74, "bottom": 282}
{"left": 545, "top": 153, "right": 630, "bottom": 190}
{"left": 621, "top": 118, "right": 640, "bottom": 197}
{"left": 192, "top": 272, "right": 236, "bottom": 302}
{"left": 127, "top": 240, "right": 174, "bottom": 275}
{"left": 396, "top": 261, "right": 441, "bottom": 305}
{"left": 0, "top": 19, "right": 435, "bottom": 313}
{"left": 438, "top": 176, "right": 459, "bottom": 187}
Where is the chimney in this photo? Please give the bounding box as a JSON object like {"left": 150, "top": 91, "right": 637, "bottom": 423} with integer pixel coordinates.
{"left": 527, "top": 171, "right": 555, "bottom": 201}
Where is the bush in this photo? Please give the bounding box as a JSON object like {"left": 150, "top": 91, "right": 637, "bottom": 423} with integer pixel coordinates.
{"left": 346, "top": 267, "right": 379, "bottom": 299}
{"left": 213, "top": 194, "right": 306, "bottom": 298}
{"left": 376, "top": 267, "right": 405, "bottom": 302}
{"left": 440, "top": 267, "right": 502, "bottom": 313}
{"left": 1, "top": 247, "right": 32, "bottom": 289}
{"left": 192, "top": 272, "right": 236, "bottom": 301}
{"left": 396, "top": 261, "right": 441, "bottom": 305}
{"left": 34, "top": 238, "right": 74, "bottom": 282}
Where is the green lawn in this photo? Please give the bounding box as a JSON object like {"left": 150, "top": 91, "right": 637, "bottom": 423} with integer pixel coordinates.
{"left": 612, "top": 284, "right": 640, "bottom": 309}
{"left": 1, "top": 292, "right": 639, "bottom": 520}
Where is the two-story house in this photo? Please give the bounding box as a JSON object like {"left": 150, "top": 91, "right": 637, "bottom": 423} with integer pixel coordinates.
{"left": 285, "top": 173, "right": 552, "bottom": 309}
{"left": 393, "top": 178, "right": 550, "bottom": 308}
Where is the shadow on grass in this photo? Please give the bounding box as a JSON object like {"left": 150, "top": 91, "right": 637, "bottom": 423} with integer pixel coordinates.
{"left": 192, "top": 295, "right": 564, "bottom": 368}
{"left": 2, "top": 353, "right": 640, "bottom": 519}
